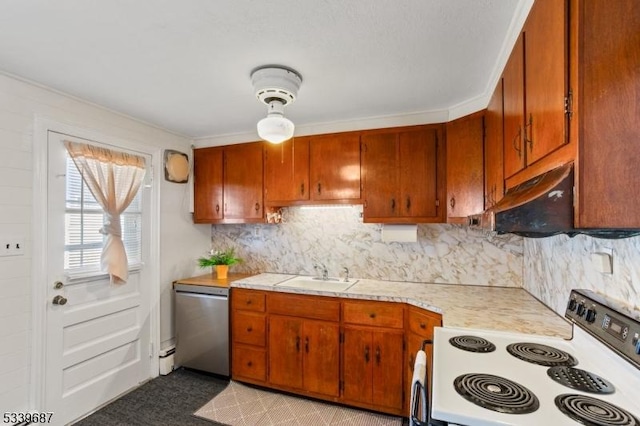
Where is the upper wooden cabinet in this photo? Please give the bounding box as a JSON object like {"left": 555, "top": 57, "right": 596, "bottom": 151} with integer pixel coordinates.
{"left": 484, "top": 79, "right": 505, "bottom": 209}
{"left": 193, "top": 147, "right": 223, "bottom": 222}
{"left": 309, "top": 133, "right": 362, "bottom": 202}
{"left": 193, "top": 143, "right": 264, "bottom": 224}
{"left": 264, "top": 137, "right": 310, "bottom": 204}
{"left": 574, "top": 0, "right": 640, "bottom": 229}
{"left": 264, "top": 133, "right": 361, "bottom": 206}
{"left": 445, "top": 112, "right": 485, "bottom": 222}
{"left": 362, "top": 126, "right": 444, "bottom": 223}
{"left": 501, "top": 0, "right": 570, "bottom": 183}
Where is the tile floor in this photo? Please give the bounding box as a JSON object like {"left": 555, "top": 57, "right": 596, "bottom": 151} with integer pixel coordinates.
{"left": 194, "top": 381, "right": 403, "bottom": 426}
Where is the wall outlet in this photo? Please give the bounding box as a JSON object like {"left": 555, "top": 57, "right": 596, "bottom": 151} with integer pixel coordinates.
{"left": 0, "top": 238, "right": 25, "bottom": 257}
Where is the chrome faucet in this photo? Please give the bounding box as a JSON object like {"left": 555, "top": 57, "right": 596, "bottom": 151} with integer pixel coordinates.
{"left": 342, "top": 267, "right": 350, "bottom": 282}
{"left": 314, "top": 263, "right": 329, "bottom": 280}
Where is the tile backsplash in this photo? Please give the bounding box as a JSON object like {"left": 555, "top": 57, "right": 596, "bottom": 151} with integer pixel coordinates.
{"left": 523, "top": 234, "right": 640, "bottom": 316}
{"left": 211, "top": 205, "right": 523, "bottom": 287}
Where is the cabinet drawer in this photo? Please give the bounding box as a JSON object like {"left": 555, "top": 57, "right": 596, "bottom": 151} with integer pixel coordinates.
{"left": 233, "top": 311, "right": 266, "bottom": 346}
{"left": 343, "top": 300, "right": 404, "bottom": 328}
{"left": 232, "top": 345, "right": 266, "bottom": 382}
{"left": 407, "top": 307, "right": 442, "bottom": 338}
{"left": 232, "top": 288, "right": 266, "bottom": 312}
{"left": 269, "top": 293, "right": 340, "bottom": 322}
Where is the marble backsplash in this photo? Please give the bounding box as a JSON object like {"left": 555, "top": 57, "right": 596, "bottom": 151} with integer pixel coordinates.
{"left": 523, "top": 234, "right": 640, "bottom": 316}
{"left": 210, "top": 205, "right": 523, "bottom": 287}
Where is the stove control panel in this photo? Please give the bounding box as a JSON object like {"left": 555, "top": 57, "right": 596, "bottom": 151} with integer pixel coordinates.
{"left": 566, "top": 289, "right": 640, "bottom": 369}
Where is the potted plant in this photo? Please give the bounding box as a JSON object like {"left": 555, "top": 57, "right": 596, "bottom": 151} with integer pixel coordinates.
{"left": 197, "top": 248, "right": 242, "bottom": 279}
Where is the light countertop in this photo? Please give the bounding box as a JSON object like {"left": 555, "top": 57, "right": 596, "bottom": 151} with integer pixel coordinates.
{"left": 232, "top": 273, "right": 573, "bottom": 339}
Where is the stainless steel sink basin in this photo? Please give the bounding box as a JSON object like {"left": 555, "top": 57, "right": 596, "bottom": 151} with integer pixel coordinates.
{"left": 277, "top": 276, "right": 357, "bottom": 292}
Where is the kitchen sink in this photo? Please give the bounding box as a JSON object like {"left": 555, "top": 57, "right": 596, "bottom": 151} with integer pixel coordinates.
{"left": 277, "top": 276, "right": 357, "bottom": 292}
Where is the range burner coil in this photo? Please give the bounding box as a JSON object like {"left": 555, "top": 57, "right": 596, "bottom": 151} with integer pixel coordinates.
{"left": 453, "top": 373, "right": 539, "bottom": 415}
{"left": 506, "top": 342, "right": 578, "bottom": 367}
{"left": 555, "top": 394, "right": 639, "bottom": 426}
{"left": 548, "top": 367, "right": 615, "bottom": 394}
{"left": 449, "top": 335, "right": 496, "bottom": 353}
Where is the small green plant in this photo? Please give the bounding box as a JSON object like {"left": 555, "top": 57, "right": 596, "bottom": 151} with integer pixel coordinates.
{"left": 198, "top": 248, "right": 242, "bottom": 268}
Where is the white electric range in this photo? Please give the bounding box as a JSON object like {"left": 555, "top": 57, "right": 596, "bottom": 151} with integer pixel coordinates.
{"left": 430, "top": 289, "right": 640, "bottom": 426}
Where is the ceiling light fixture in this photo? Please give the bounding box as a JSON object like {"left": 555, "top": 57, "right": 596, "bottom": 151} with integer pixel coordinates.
{"left": 251, "top": 66, "right": 302, "bottom": 144}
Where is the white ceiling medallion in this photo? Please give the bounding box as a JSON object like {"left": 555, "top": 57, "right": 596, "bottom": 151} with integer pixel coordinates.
{"left": 251, "top": 66, "right": 302, "bottom": 144}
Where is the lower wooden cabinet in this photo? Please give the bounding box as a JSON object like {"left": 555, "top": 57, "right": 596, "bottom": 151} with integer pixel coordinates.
{"left": 269, "top": 315, "right": 340, "bottom": 397}
{"left": 342, "top": 326, "right": 404, "bottom": 413}
{"left": 230, "top": 289, "right": 442, "bottom": 416}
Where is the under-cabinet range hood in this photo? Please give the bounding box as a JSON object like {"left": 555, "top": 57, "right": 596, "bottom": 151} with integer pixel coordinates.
{"left": 469, "top": 163, "right": 640, "bottom": 238}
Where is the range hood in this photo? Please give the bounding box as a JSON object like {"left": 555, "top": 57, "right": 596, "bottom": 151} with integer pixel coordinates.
{"left": 469, "top": 163, "right": 640, "bottom": 239}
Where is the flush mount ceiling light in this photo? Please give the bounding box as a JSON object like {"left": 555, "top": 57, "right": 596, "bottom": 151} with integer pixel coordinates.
{"left": 251, "top": 66, "right": 302, "bottom": 144}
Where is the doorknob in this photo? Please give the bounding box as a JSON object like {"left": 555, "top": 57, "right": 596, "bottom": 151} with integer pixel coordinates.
{"left": 53, "top": 281, "right": 64, "bottom": 289}
{"left": 52, "top": 295, "right": 68, "bottom": 305}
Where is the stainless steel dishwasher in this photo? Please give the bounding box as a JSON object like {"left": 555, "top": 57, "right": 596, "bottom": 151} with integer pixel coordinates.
{"left": 174, "top": 283, "right": 229, "bottom": 376}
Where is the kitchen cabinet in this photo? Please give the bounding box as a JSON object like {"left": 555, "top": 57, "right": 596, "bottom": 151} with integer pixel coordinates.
{"left": 193, "top": 147, "right": 223, "bottom": 222}
{"left": 231, "top": 289, "right": 267, "bottom": 384}
{"left": 309, "top": 133, "right": 362, "bottom": 203}
{"left": 230, "top": 288, "right": 442, "bottom": 416}
{"left": 268, "top": 293, "right": 341, "bottom": 398}
{"left": 362, "top": 126, "right": 444, "bottom": 223}
{"left": 445, "top": 112, "right": 484, "bottom": 222}
{"left": 193, "top": 143, "right": 265, "bottom": 223}
{"left": 264, "top": 137, "right": 310, "bottom": 204}
{"left": 484, "top": 79, "right": 505, "bottom": 209}
{"left": 404, "top": 307, "right": 442, "bottom": 415}
{"left": 500, "top": 0, "right": 570, "bottom": 186}
{"left": 342, "top": 300, "right": 405, "bottom": 414}
{"left": 573, "top": 0, "right": 640, "bottom": 228}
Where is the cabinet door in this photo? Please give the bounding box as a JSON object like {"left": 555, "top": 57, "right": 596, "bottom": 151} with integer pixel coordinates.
{"left": 524, "top": 0, "right": 568, "bottom": 164}
{"left": 445, "top": 113, "right": 484, "bottom": 221}
{"left": 577, "top": 0, "right": 640, "bottom": 228}
{"left": 372, "top": 330, "right": 404, "bottom": 411}
{"left": 268, "top": 315, "right": 303, "bottom": 389}
{"left": 224, "top": 143, "right": 264, "bottom": 220}
{"left": 309, "top": 133, "right": 361, "bottom": 201}
{"left": 362, "top": 132, "right": 399, "bottom": 219}
{"left": 399, "top": 129, "right": 438, "bottom": 219}
{"left": 193, "top": 147, "right": 223, "bottom": 222}
{"left": 303, "top": 320, "right": 340, "bottom": 397}
{"left": 485, "top": 80, "right": 505, "bottom": 208}
{"left": 502, "top": 33, "right": 526, "bottom": 179}
{"left": 342, "top": 327, "right": 373, "bottom": 404}
{"left": 264, "top": 137, "right": 310, "bottom": 204}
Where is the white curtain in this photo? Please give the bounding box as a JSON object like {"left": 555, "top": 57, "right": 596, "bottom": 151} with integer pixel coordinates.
{"left": 64, "top": 141, "right": 146, "bottom": 284}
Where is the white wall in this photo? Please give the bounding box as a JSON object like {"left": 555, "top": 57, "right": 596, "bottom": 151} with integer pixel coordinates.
{"left": 523, "top": 234, "right": 640, "bottom": 316}
{"left": 0, "top": 73, "right": 209, "bottom": 414}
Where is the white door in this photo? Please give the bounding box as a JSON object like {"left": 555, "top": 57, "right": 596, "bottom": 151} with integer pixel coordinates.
{"left": 44, "top": 131, "right": 152, "bottom": 425}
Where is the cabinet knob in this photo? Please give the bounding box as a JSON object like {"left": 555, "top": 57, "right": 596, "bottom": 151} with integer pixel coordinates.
{"left": 419, "top": 322, "right": 426, "bottom": 329}
{"left": 247, "top": 327, "right": 252, "bottom": 332}
{"left": 369, "top": 312, "right": 377, "bottom": 319}
{"left": 246, "top": 300, "right": 252, "bottom": 305}
{"left": 247, "top": 361, "right": 253, "bottom": 367}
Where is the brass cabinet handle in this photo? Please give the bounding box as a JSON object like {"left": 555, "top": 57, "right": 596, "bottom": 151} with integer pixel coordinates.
{"left": 305, "top": 336, "right": 309, "bottom": 353}
{"left": 513, "top": 126, "right": 522, "bottom": 158}
{"left": 300, "top": 182, "right": 305, "bottom": 196}
{"left": 525, "top": 114, "right": 534, "bottom": 152}
{"left": 254, "top": 202, "right": 260, "bottom": 212}
{"left": 375, "top": 346, "right": 381, "bottom": 365}
{"left": 391, "top": 198, "right": 396, "bottom": 210}
{"left": 317, "top": 182, "right": 322, "bottom": 194}
{"left": 449, "top": 197, "right": 455, "bottom": 210}
{"left": 406, "top": 196, "right": 411, "bottom": 210}
{"left": 364, "top": 346, "right": 370, "bottom": 363}
{"left": 296, "top": 336, "right": 300, "bottom": 352}
{"left": 215, "top": 204, "right": 220, "bottom": 213}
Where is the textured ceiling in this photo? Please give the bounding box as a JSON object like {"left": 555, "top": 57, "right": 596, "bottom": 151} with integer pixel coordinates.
{"left": 0, "top": 0, "right": 531, "bottom": 142}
